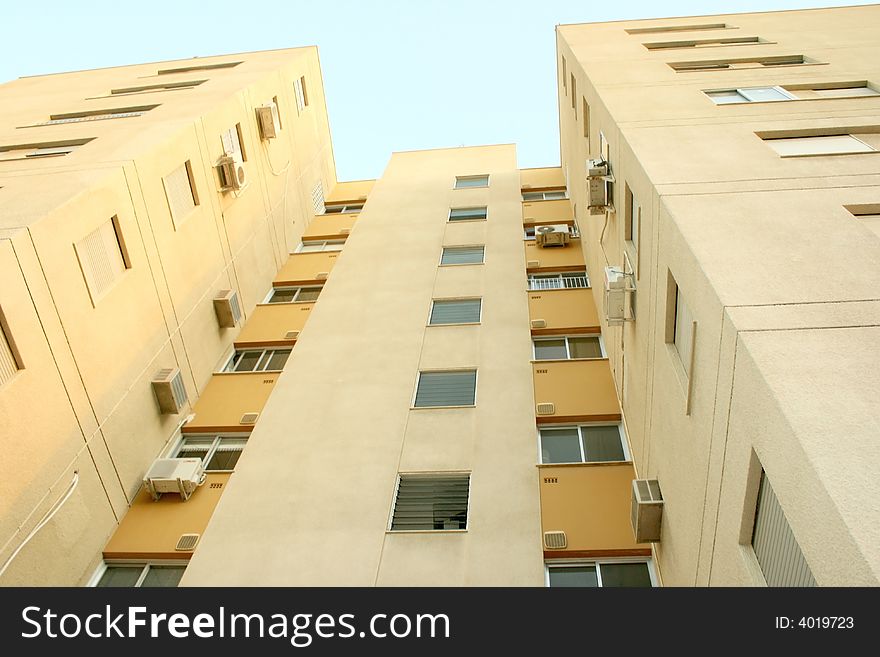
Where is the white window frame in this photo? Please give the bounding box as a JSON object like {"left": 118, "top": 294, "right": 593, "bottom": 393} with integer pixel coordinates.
{"left": 544, "top": 558, "right": 657, "bottom": 587}
{"left": 532, "top": 335, "right": 605, "bottom": 360}
{"left": 439, "top": 245, "right": 485, "bottom": 266}
{"left": 527, "top": 271, "right": 590, "bottom": 289}
{"left": 387, "top": 472, "right": 472, "bottom": 533}
{"left": 522, "top": 190, "right": 568, "bottom": 201}
{"left": 448, "top": 206, "right": 488, "bottom": 222}
{"left": 537, "top": 423, "right": 630, "bottom": 464}
{"left": 323, "top": 204, "right": 363, "bottom": 214}
{"left": 764, "top": 133, "right": 876, "bottom": 157}
{"left": 295, "top": 240, "right": 345, "bottom": 253}
{"left": 263, "top": 286, "right": 322, "bottom": 304}
{"left": 428, "top": 298, "right": 483, "bottom": 326}
{"left": 411, "top": 369, "right": 478, "bottom": 409}
{"left": 705, "top": 85, "right": 795, "bottom": 104}
{"left": 223, "top": 348, "right": 291, "bottom": 373}
{"left": 88, "top": 561, "right": 187, "bottom": 588}
{"left": 453, "top": 175, "right": 489, "bottom": 189}
{"left": 171, "top": 434, "right": 249, "bottom": 473}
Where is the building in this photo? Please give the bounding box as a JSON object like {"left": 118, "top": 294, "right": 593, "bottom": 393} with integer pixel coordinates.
{"left": 1, "top": 4, "right": 878, "bottom": 588}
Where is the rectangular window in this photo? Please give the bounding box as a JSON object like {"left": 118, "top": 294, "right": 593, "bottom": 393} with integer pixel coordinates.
{"left": 174, "top": 435, "right": 248, "bottom": 472}
{"left": 413, "top": 370, "right": 477, "bottom": 407}
{"left": 626, "top": 22, "right": 729, "bottom": 34}
{"left": 448, "top": 206, "right": 487, "bottom": 222}
{"left": 311, "top": 181, "right": 325, "bottom": 215}
{"left": 763, "top": 133, "right": 876, "bottom": 157}
{"left": 562, "top": 56, "right": 567, "bottom": 92}
{"left": 670, "top": 279, "right": 695, "bottom": 375}
{"left": 539, "top": 424, "right": 628, "bottom": 464}
{"left": 533, "top": 335, "right": 603, "bottom": 360}
{"left": 0, "top": 306, "right": 22, "bottom": 386}
{"left": 390, "top": 474, "right": 470, "bottom": 531}
{"left": 669, "top": 54, "right": 809, "bottom": 72}
{"left": 158, "top": 61, "right": 241, "bottom": 75}
{"left": 440, "top": 246, "right": 484, "bottom": 265}
{"left": 295, "top": 240, "right": 345, "bottom": 253}
{"left": 266, "top": 286, "right": 321, "bottom": 303}
{"left": 453, "top": 175, "right": 489, "bottom": 189}
{"left": 221, "top": 123, "right": 246, "bottom": 162}
{"left": 571, "top": 75, "right": 577, "bottom": 114}
{"left": 712, "top": 82, "right": 879, "bottom": 103}
{"left": 522, "top": 190, "right": 567, "bottom": 201}
{"left": 324, "top": 203, "right": 363, "bottom": 214}
{"left": 752, "top": 471, "right": 816, "bottom": 587}
{"left": 32, "top": 105, "right": 157, "bottom": 126}
{"left": 94, "top": 563, "right": 186, "bottom": 587}
{"left": 845, "top": 204, "right": 880, "bottom": 239}
{"left": 110, "top": 80, "right": 206, "bottom": 96}
{"left": 162, "top": 160, "right": 198, "bottom": 227}
{"left": 0, "top": 139, "right": 93, "bottom": 162}
{"left": 706, "top": 86, "right": 795, "bottom": 104}
{"left": 625, "top": 184, "right": 641, "bottom": 251}
{"left": 582, "top": 98, "right": 590, "bottom": 138}
{"left": 75, "top": 216, "right": 131, "bottom": 304}
{"left": 429, "top": 299, "right": 482, "bottom": 325}
{"left": 527, "top": 271, "right": 589, "bottom": 290}
{"left": 546, "top": 561, "right": 653, "bottom": 587}
{"left": 224, "top": 348, "right": 291, "bottom": 373}
{"left": 294, "top": 76, "right": 308, "bottom": 113}
{"left": 645, "top": 36, "right": 762, "bottom": 50}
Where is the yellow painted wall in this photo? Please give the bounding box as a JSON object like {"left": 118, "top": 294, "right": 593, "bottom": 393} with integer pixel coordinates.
{"left": 103, "top": 473, "right": 231, "bottom": 560}
{"left": 184, "top": 373, "right": 278, "bottom": 433}
{"left": 539, "top": 463, "right": 649, "bottom": 556}
{"left": 522, "top": 199, "right": 572, "bottom": 224}
{"left": 520, "top": 167, "right": 565, "bottom": 190}
{"left": 326, "top": 179, "right": 374, "bottom": 203}
{"left": 528, "top": 288, "right": 600, "bottom": 333}
{"left": 274, "top": 252, "right": 339, "bottom": 285}
{"left": 524, "top": 239, "right": 585, "bottom": 271}
{"left": 303, "top": 213, "right": 357, "bottom": 240}
{"left": 533, "top": 359, "right": 620, "bottom": 422}
{"left": 234, "top": 303, "right": 313, "bottom": 347}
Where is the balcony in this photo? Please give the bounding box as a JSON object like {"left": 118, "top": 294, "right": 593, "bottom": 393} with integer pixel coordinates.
{"left": 524, "top": 239, "right": 584, "bottom": 272}
{"left": 528, "top": 288, "right": 600, "bottom": 334}
{"left": 274, "top": 251, "right": 339, "bottom": 286}
{"left": 532, "top": 359, "right": 620, "bottom": 423}
{"left": 303, "top": 212, "right": 357, "bottom": 241}
{"left": 234, "top": 302, "right": 313, "bottom": 348}
{"left": 522, "top": 198, "right": 572, "bottom": 224}
{"left": 183, "top": 372, "right": 279, "bottom": 433}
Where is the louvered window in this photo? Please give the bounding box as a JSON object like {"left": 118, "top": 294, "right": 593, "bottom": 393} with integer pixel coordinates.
{"left": 0, "top": 309, "right": 21, "bottom": 386}
{"left": 312, "top": 181, "right": 325, "bottom": 215}
{"left": 448, "top": 207, "right": 487, "bottom": 221}
{"left": 75, "top": 216, "right": 129, "bottom": 303}
{"left": 163, "top": 161, "right": 198, "bottom": 226}
{"left": 440, "top": 246, "right": 484, "bottom": 265}
{"left": 429, "top": 299, "right": 481, "bottom": 325}
{"left": 453, "top": 175, "right": 489, "bottom": 189}
{"left": 390, "top": 474, "right": 470, "bottom": 531}
{"left": 414, "top": 370, "right": 477, "bottom": 407}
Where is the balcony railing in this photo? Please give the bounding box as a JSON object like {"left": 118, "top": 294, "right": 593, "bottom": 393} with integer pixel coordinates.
{"left": 528, "top": 275, "right": 589, "bottom": 290}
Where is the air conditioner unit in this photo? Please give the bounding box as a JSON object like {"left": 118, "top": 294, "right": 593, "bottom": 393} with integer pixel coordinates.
{"left": 213, "top": 289, "right": 241, "bottom": 328}
{"left": 217, "top": 154, "right": 246, "bottom": 191}
{"left": 256, "top": 102, "right": 281, "bottom": 140}
{"left": 588, "top": 178, "right": 610, "bottom": 215}
{"left": 604, "top": 266, "right": 627, "bottom": 326}
{"left": 143, "top": 458, "right": 206, "bottom": 501}
{"left": 535, "top": 224, "right": 571, "bottom": 248}
{"left": 587, "top": 157, "right": 608, "bottom": 178}
{"left": 631, "top": 478, "right": 664, "bottom": 543}
{"left": 151, "top": 368, "right": 188, "bottom": 415}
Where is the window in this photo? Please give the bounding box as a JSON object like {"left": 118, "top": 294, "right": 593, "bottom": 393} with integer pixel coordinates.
{"left": 571, "top": 75, "right": 577, "bottom": 114}
{"left": 763, "top": 133, "right": 876, "bottom": 157}
{"left": 440, "top": 246, "right": 484, "bottom": 265}
{"left": 845, "top": 204, "right": 880, "bottom": 239}
{"left": 0, "top": 139, "right": 92, "bottom": 162}
{"left": 266, "top": 286, "right": 321, "bottom": 303}
{"left": 323, "top": 204, "right": 363, "bottom": 214}
{"left": 162, "top": 160, "right": 199, "bottom": 227}
{"left": 224, "top": 348, "right": 291, "bottom": 372}
{"left": 539, "top": 425, "right": 628, "bottom": 464}
{"left": 453, "top": 175, "right": 489, "bottom": 189}
{"left": 448, "top": 206, "right": 487, "bottom": 222}
{"left": 645, "top": 36, "right": 763, "bottom": 50}
{"left": 625, "top": 184, "right": 641, "bottom": 252}
{"left": 110, "top": 80, "right": 206, "bottom": 96}
{"left": 29, "top": 105, "right": 157, "bottom": 126}
{"left": 296, "top": 240, "right": 345, "bottom": 253}
{"left": 0, "top": 306, "right": 22, "bottom": 386}
{"left": 413, "top": 370, "right": 477, "bottom": 407}
{"left": 429, "top": 299, "right": 481, "bottom": 325}
{"left": 294, "top": 76, "right": 308, "bottom": 113}
{"left": 390, "top": 474, "right": 470, "bottom": 531}
{"left": 75, "top": 216, "right": 131, "bottom": 304}
{"left": 562, "top": 56, "right": 567, "bottom": 92}
{"left": 669, "top": 55, "right": 809, "bottom": 72}
{"left": 522, "top": 190, "right": 567, "bottom": 201}
{"left": 583, "top": 98, "right": 590, "bottom": 138}
{"left": 94, "top": 563, "right": 186, "bottom": 587}
{"left": 546, "top": 561, "right": 653, "bottom": 587}
{"left": 751, "top": 471, "right": 816, "bottom": 586}
{"left": 626, "top": 22, "right": 730, "bottom": 34}
{"left": 668, "top": 278, "right": 695, "bottom": 375}
{"left": 706, "top": 86, "right": 795, "bottom": 104}
{"left": 527, "top": 271, "right": 589, "bottom": 290}
{"left": 533, "top": 336, "right": 603, "bottom": 360}
{"left": 311, "top": 181, "right": 325, "bottom": 215}
{"left": 807, "top": 84, "right": 879, "bottom": 98}
{"left": 174, "top": 435, "right": 248, "bottom": 472}
{"left": 158, "top": 61, "right": 241, "bottom": 75}
{"left": 221, "top": 123, "right": 246, "bottom": 162}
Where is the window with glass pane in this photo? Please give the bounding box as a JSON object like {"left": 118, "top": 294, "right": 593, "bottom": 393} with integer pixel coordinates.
{"left": 414, "top": 370, "right": 477, "bottom": 407}
{"left": 548, "top": 565, "right": 598, "bottom": 587}
{"left": 264, "top": 349, "right": 291, "bottom": 370}
{"left": 268, "top": 288, "right": 297, "bottom": 303}
{"left": 568, "top": 336, "right": 603, "bottom": 359}
{"left": 440, "top": 246, "right": 484, "bottom": 265}
{"left": 765, "top": 134, "right": 874, "bottom": 157}
{"left": 140, "top": 566, "right": 187, "bottom": 587}
{"left": 175, "top": 436, "right": 247, "bottom": 472}
{"left": 294, "top": 287, "right": 321, "bottom": 302}
{"left": 540, "top": 428, "right": 582, "bottom": 464}
{"left": 429, "top": 299, "right": 481, "bottom": 325}
{"left": 534, "top": 339, "right": 568, "bottom": 360}
{"left": 548, "top": 562, "right": 652, "bottom": 587}
{"left": 454, "top": 175, "right": 489, "bottom": 189}
{"left": 581, "top": 425, "right": 625, "bottom": 462}
{"left": 96, "top": 566, "right": 143, "bottom": 587}
{"left": 391, "top": 474, "right": 470, "bottom": 531}
{"left": 96, "top": 564, "right": 186, "bottom": 588}
{"left": 226, "top": 348, "right": 290, "bottom": 372}
{"left": 175, "top": 437, "right": 213, "bottom": 462}
{"left": 449, "top": 207, "right": 487, "bottom": 221}
{"left": 540, "top": 425, "right": 625, "bottom": 464}
{"left": 673, "top": 286, "right": 695, "bottom": 375}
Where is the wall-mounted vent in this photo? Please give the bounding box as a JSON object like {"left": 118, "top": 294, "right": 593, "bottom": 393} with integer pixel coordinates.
{"left": 240, "top": 412, "right": 259, "bottom": 425}
{"left": 151, "top": 368, "right": 188, "bottom": 414}
{"left": 315, "top": 272, "right": 329, "bottom": 280}
{"left": 530, "top": 319, "right": 547, "bottom": 329}
{"left": 284, "top": 330, "right": 300, "bottom": 340}
{"left": 527, "top": 259, "right": 541, "bottom": 268}
{"left": 631, "top": 478, "right": 664, "bottom": 543}
{"left": 213, "top": 289, "right": 241, "bottom": 328}
{"left": 175, "top": 533, "right": 200, "bottom": 551}
{"left": 340, "top": 228, "right": 351, "bottom": 235}
{"left": 536, "top": 402, "right": 556, "bottom": 415}
{"left": 543, "top": 530, "right": 568, "bottom": 549}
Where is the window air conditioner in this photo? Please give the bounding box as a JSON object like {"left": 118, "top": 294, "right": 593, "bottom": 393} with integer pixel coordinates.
{"left": 217, "top": 154, "right": 246, "bottom": 191}
{"left": 587, "top": 158, "right": 608, "bottom": 178}
{"left": 631, "top": 478, "right": 664, "bottom": 543}
{"left": 256, "top": 101, "right": 281, "bottom": 140}
{"left": 144, "top": 458, "right": 206, "bottom": 501}
{"left": 587, "top": 157, "right": 611, "bottom": 215}
{"left": 213, "top": 289, "right": 242, "bottom": 328}
{"left": 604, "top": 266, "right": 628, "bottom": 326}
{"left": 535, "top": 224, "right": 571, "bottom": 248}
{"left": 151, "top": 368, "right": 188, "bottom": 414}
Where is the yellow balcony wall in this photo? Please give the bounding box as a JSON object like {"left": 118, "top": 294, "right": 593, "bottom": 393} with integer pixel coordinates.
{"left": 184, "top": 372, "right": 278, "bottom": 433}
{"left": 520, "top": 166, "right": 565, "bottom": 190}
{"left": 532, "top": 359, "right": 620, "bottom": 423}
{"left": 103, "top": 473, "right": 230, "bottom": 560}
{"left": 235, "top": 303, "right": 313, "bottom": 348}
{"left": 326, "top": 179, "right": 374, "bottom": 204}
{"left": 524, "top": 239, "right": 585, "bottom": 272}
{"left": 274, "top": 252, "right": 339, "bottom": 286}
{"left": 522, "top": 199, "right": 572, "bottom": 224}
{"left": 528, "top": 288, "right": 600, "bottom": 334}
{"left": 539, "top": 463, "right": 650, "bottom": 558}
{"left": 303, "top": 213, "right": 357, "bottom": 241}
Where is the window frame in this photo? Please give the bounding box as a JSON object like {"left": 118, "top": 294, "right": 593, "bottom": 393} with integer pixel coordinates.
{"left": 544, "top": 558, "right": 657, "bottom": 587}
{"left": 763, "top": 133, "right": 877, "bottom": 157}
{"left": 439, "top": 245, "right": 485, "bottom": 266}
{"left": 532, "top": 335, "right": 605, "bottom": 361}
{"left": 428, "top": 298, "right": 483, "bottom": 326}
{"left": 89, "top": 561, "right": 187, "bottom": 588}
{"left": 323, "top": 204, "right": 363, "bottom": 214}
{"left": 537, "top": 423, "right": 630, "bottom": 465}
{"left": 295, "top": 239, "right": 345, "bottom": 253}
{"left": 448, "top": 206, "right": 488, "bottom": 222}
{"left": 411, "top": 369, "right": 478, "bottom": 409}
{"left": 263, "top": 286, "right": 322, "bottom": 304}
{"left": 522, "top": 190, "right": 568, "bottom": 201}
{"left": 387, "top": 472, "right": 472, "bottom": 533}
{"left": 171, "top": 434, "right": 249, "bottom": 473}
{"left": 222, "top": 348, "right": 291, "bottom": 373}
{"left": 705, "top": 85, "right": 796, "bottom": 104}
{"left": 453, "top": 175, "right": 489, "bottom": 189}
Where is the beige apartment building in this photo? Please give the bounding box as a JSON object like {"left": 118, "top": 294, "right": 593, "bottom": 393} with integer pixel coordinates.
{"left": 1, "top": 4, "right": 878, "bottom": 588}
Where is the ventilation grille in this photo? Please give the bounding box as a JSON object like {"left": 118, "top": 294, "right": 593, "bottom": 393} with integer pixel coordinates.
{"left": 163, "top": 162, "right": 196, "bottom": 224}
{"left": 391, "top": 474, "right": 470, "bottom": 531}
{"left": 75, "top": 218, "right": 126, "bottom": 301}
{"left": 527, "top": 259, "right": 541, "bottom": 268}
{"left": 240, "top": 412, "right": 259, "bottom": 425}
{"left": 175, "top": 533, "right": 200, "bottom": 551}
{"left": 0, "top": 319, "right": 19, "bottom": 386}
{"left": 536, "top": 402, "right": 556, "bottom": 415}
{"left": 311, "top": 181, "right": 325, "bottom": 215}
{"left": 530, "top": 319, "right": 546, "bottom": 329}
{"left": 429, "top": 299, "right": 481, "bottom": 325}
{"left": 315, "top": 272, "right": 329, "bottom": 280}
{"left": 414, "top": 371, "right": 477, "bottom": 407}
{"left": 284, "top": 330, "right": 300, "bottom": 340}
{"left": 340, "top": 228, "right": 351, "bottom": 235}
{"left": 543, "top": 531, "right": 567, "bottom": 549}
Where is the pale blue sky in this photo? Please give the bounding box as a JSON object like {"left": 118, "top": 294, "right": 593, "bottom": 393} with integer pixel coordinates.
{"left": 3, "top": 1, "right": 872, "bottom": 180}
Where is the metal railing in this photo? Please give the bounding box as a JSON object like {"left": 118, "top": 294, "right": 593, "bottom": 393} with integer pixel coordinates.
{"left": 527, "top": 275, "right": 589, "bottom": 290}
